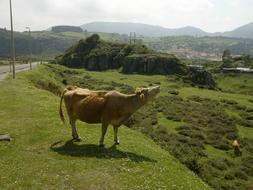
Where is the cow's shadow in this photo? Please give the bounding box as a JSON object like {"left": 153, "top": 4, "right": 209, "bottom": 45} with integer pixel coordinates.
{"left": 50, "top": 140, "right": 156, "bottom": 163}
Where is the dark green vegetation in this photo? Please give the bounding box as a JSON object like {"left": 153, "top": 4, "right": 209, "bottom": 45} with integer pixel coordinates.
{"left": 1, "top": 28, "right": 253, "bottom": 59}
{"left": 57, "top": 34, "right": 216, "bottom": 89}
{"left": 0, "top": 65, "right": 211, "bottom": 190}
{"left": 51, "top": 25, "right": 83, "bottom": 33}
{"left": 0, "top": 28, "right": 127, "bottom": 56}
{"left": 31, "top": 64, "right": 253, "bottom": 189}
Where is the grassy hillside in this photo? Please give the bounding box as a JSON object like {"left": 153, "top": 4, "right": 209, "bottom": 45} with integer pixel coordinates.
{"left": 0, "top": 29, "right": 128, "bottom": 56}
{"left": 0, "top": 66, "right": 210, "bottom": 189}
{"left": 21, "top": 64, "right": 253, "bottom": 190}
{"left": 215, "top": 74, "right": 253, "bottom": 95}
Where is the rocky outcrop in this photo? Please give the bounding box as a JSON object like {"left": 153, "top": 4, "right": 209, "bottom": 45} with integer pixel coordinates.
{"left": 122, "top": 53, "right": 186, "bottom": 75}
{"left": 57, "top": 34, "right": 216, "bottom": 88}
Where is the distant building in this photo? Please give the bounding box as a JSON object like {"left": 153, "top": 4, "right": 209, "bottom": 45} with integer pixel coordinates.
{"left": 188, "top": 65, "right": 203, "bottom": 70}
{"left": 222, "top": 67, "right": 253, "bottom": 73}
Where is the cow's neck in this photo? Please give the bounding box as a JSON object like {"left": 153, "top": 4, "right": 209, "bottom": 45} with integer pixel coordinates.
{"left": 126, "top": 94, "right": 146, "bottom": 113}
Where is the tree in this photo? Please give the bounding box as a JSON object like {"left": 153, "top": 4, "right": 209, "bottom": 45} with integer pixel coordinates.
{"left": 86, "top": 34, "right": 100, "bottom": 48}
{"left": 243, "top": 54, "right": 251, "bottom": 66}
{"left": 222, "top": 49, "right": 232, "bottom": 67}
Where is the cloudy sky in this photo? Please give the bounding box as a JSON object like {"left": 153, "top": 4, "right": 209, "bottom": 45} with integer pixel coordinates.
{"left": 0, "top": 0, "right": 252, "bottom": 32}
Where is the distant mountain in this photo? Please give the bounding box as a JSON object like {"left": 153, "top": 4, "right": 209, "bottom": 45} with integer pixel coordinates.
{"left": 222, "top": 22, "right": 253, "bottom": 39}
{"left": 51, "top": 25, "right": 83, "bottom": 33}
{"left": 80, "top": 21, "right": 253, "bottom": 39}
{"left": 80, "top": 22, "right": 208, "bottom": 37}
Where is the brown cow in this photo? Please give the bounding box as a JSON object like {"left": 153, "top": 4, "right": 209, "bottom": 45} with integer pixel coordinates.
{"left": 232, "top": 140, "right": 242, "bottom": 156}
{"left": 59, "top": 85, "right": 160, "bottom": 146}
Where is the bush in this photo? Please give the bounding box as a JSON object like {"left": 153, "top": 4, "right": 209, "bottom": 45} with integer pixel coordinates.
{"left": 184, "top": 158, "right": 201, "bottom": 174}
{"left": 234, "top": 170, "right": 248, "bottom": 180}
{"left": 213, "top": 141, "right": 230, "bottom": 150}
{"left": 210, "top": 159, "right": 228, "bottom": 170}
{"left": 220, "top": 99, "right": 238, "bottom": 105}
{"left": 238, "top": 120, "right": 253, "bottom": 128}
{"left": 224, "top": 173, "right": 235, "bottom": 180}
{"left": 168, "top": 89, "right": 179, "bottom": 95}
{"left": 241, "top": 157, "right": 253, "bottom": 176}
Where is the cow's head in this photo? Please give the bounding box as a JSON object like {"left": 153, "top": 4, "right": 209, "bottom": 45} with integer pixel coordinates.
{"left": 135, "top": 86, "right": 160, "bottom": 102}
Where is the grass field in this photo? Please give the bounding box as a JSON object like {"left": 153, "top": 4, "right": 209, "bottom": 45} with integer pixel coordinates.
{"left": 1, "top": 64, "right": 253, "bottom": 189}
{"left": 0, "top": 66, "right": 210, "bottom": 189}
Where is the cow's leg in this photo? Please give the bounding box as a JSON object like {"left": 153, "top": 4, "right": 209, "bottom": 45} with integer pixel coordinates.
{"left": 113, "top": 125, "right": 120, "bottom": 145}
{"left": 70, "top": 118, "right": 81, "bottom": 141}
{"left": 99, "top": 123, "right": 108, "bottom": 147}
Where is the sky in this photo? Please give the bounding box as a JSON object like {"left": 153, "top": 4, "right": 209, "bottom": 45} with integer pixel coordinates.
{"left": 0, "top": 0, "right": 252, "bottom": 32}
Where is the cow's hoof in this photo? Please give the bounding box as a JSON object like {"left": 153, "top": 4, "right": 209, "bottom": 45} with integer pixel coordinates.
{"left": 99, "top": 144, "right": 105, "bottom": 148}
{"left": 72, "top": 137, "right": 81, "bottom": 142}
{"left": 114, "top": 141, "right": 120, "bottom": 145}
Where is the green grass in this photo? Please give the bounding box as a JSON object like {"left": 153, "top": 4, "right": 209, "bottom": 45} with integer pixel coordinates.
{"left": 216, "top": 74, "right": 253, "bottom": 95}
{"left": 157, "top": 113, "right": 185, "bottom": 132}
{"left": 225, "top": 109, "right": 241, "bottom": 119}
{"left": 1, "top": 63, "right": 253, "bottom": 189}
{"left": 179, "top": 87, "right": 253, "bottom": 109}
{"left": 238, "top": 125, "right": 253, "bottom": 139}
{"left": 0, "top": 60, "right": 9, "bottom": 65}
{"left": 204, "top": 145, "right": 230, "bottom": 159}
{"left": 0, "top": 59, "right": 24, "bottom": 66}
{"left": 0, "top": 66, "right": 210, "bottom": 189}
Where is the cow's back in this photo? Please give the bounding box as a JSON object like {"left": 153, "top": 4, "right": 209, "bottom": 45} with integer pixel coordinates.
{"left": 64, "top": 89, "right": 107, "bottom": 124}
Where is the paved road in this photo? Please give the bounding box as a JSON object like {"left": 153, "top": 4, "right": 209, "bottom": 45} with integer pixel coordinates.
{"left": 0, "top": 62, "right": 39, "bottom": 81}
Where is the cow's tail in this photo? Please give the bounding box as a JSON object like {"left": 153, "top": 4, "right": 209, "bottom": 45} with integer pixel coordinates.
{"left": 59, "top": 88, "right": 68, "bottom": 126}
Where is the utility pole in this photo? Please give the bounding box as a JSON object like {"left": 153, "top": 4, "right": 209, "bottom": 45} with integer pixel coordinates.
{"left": 133, "top": 32, "right": 136, "bottom": 44}
{"left": 129, "top": 32, "right": 132, "bottom": 44}
{"left": 26, "top": 27, "right": 32, "bottom": 70}
{"left": 9, "top": 0, "right": 15, "bottom": 79}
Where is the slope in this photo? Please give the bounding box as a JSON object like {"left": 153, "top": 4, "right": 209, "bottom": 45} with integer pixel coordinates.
{"left": 0, "top": 65, "right": 210, "bottom": 189}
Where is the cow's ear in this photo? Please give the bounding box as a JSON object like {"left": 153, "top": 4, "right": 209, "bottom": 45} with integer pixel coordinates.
{"left": 135, "top": 88, "right": 143, "bottom": 95}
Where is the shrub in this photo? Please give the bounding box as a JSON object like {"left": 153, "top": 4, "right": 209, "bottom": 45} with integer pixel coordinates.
{"left": 168, "top": 89, "right": 179, "bottom": 95}
{"left": 184, "top": 158, "right": 201, "bottom": 174}
{"left": 238, "top": 120, "right": 253, "bottom": 128}
{"left": 220, "top": 99, "right": 238, "bottom": 105}
{"left": 210, "top": 159, "right": 228, "bottom": 171}
{"left": 62, "top": 79, "right": 68, "bottom": 85}
{"left": 224, "top": 173, "right": 235, "bottom": 180}
{"left": 213, "top": 141, "right": 230, "bottom": 150}
{"left": 234, "top": 170, "right": 248, "bottom": 180}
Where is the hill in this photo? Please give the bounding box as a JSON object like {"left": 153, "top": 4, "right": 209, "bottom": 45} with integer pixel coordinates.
{"left": 0, "top": 65, "right": 211, "bottom": 189}
{"left": 81, "top": 21, "right": 253, "bottom": 39}
{"left": 222, "top": 22, "right": 253, "bottom": 39}
{"left": 0, "top": 28, "right": 77, "bottom": 56}
{"left": 81, "top": 22, "right": 208, "bottom": 37}
{"left": 0, "top": 29, "right": 127, "bottom": 57}
{"left": 51, "top": 25, "right": 83, "bottom": 33}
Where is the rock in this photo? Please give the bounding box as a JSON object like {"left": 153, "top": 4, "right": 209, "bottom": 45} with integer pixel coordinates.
{"left": 0, "top": 134, "right": 11, "bottom": 141}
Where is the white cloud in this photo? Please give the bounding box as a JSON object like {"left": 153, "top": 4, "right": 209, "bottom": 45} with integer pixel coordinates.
{"left": 0, "top": 0, "right": 252, "bottom": 32}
